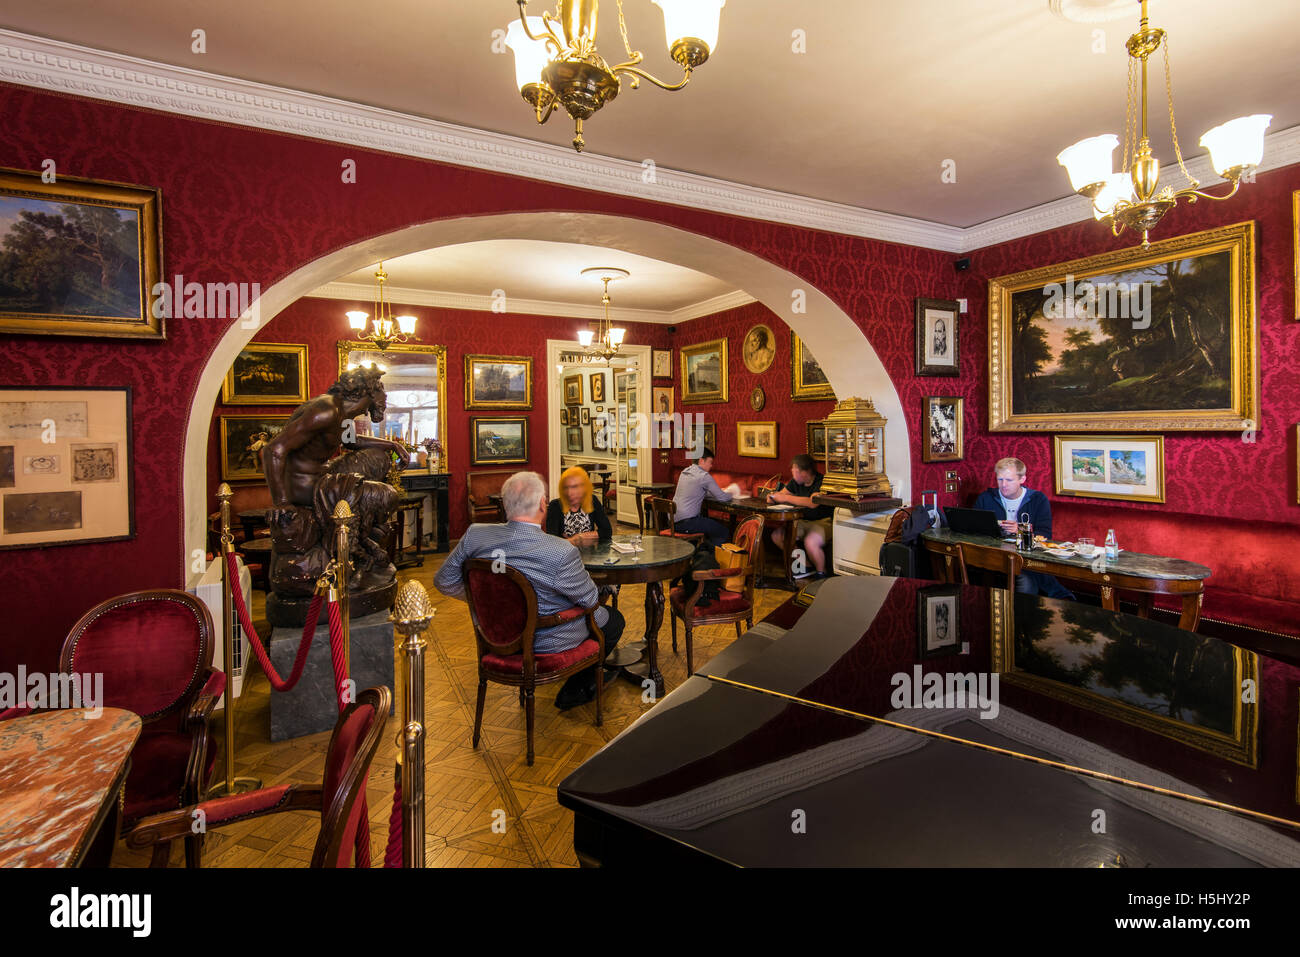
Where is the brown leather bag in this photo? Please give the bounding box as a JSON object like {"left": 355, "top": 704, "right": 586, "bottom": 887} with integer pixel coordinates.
{"left": 715, "top": 543, "right": 748, "bottom": 593}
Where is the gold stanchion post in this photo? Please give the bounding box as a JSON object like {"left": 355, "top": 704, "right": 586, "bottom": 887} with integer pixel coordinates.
{"left": 391, "top": 581, "right": 433, "bottom": 868}
{"left": 210, "top": 483, "right": 260, "bottom": 796}
{"left": 332, "top": 500, "right": 355, "bottom": 676}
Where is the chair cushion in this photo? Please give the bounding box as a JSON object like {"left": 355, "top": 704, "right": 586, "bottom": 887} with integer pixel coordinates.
{"left": 482, "top": 638, "right": 600, "bottom": 677}
{"left": 124, "top": 727, "right": 218, "bottom": 821}
{"left": 197, "top": 784, "right": 294, "bottom": 827}
{"left": 669, "top": 587, "right": 752, "bottom": 618}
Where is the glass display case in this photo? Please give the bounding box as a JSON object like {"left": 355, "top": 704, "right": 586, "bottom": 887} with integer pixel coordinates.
{"left": 822, "top": 397, "right": 891, "bottom": 497}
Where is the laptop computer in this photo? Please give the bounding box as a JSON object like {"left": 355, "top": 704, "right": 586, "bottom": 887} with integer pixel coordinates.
{"left": 944, "top": 506, "right": 1014, "bottom": 539}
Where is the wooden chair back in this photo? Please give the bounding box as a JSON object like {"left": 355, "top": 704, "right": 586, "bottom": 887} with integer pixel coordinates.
{"left": 463, "top": 558, "right": 539, "bottom": 661}
{"left": 315, "top": 685, "right": 391, "bottom": 868}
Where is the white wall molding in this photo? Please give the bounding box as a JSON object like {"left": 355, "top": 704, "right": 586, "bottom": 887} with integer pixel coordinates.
{"left": 2, "top": 28, "right": 1295, "bottom": 258}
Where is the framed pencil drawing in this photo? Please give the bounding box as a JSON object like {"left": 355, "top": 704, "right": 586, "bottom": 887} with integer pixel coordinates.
{"left": 915, "top": 298, "right": 959, "bottom": 376}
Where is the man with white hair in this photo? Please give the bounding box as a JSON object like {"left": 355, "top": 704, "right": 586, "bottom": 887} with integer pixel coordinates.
{"left": 435, "top": 471, "right": 624, "bottom": 710}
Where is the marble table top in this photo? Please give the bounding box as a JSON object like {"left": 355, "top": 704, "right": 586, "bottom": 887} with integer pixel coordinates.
{"left": 922, "top": 528, "right": 1212, "bottom": 581}
{"left": 0, "top": 708, "right": 140, "bottom": 867}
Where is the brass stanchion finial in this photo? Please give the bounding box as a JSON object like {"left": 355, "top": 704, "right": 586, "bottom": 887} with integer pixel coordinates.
{"left": 391, "top": 580, "right": 434, "bottom": 869}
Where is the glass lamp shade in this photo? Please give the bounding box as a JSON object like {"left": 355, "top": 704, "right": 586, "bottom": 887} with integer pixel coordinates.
{"left": 1092, "top": 171, "right": 1136, "bottom": 220}
{"left": 652, "top": 0, "right": 725, "bottom": 53}
{"left": 577, "top": 329, "right": 595, "bottom": 347}
{"left": 505, "top": 17, "right": 553, "bottom": 91}
{"left": 346, "top": 310, "right": 369, "bottom": 331}
{"left": 609, "top": 327, "right": 626, "bottom": 346}
{"left": 1199, "top": 114, "right": 1272, "bottom": 176}
{"left": 396, "top": 314, "right": 417, "bottom": 335}
{"left": 1057, "top": 133, "right": 1119, "bottom": 193}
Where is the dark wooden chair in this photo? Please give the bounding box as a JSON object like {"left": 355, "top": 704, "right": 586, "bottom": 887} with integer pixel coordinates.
{"left": 126, "top": 686, "right": 391, "bottom": 868}
{"left": 644, "top": 495, "right": 705, "bottom": 546}
{"left": 669, "top": 515, "right": 764, "bottom": 676}
{"left": 462, "top": 558, "right": 607, "bottom": 766}
{"left": 953, "top": 542, "right": 1024, "bottom": 593}
{"left": 60, "top": 589, "right": 224, "bottom": 868}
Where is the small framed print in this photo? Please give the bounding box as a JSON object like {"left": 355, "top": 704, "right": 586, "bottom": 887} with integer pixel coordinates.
{"left": 222, "top": 343, "right": 309, "bottom": 405}
{"left": 652, "top": 387, "right": 674, "bottom": 417}
{"left": 917, "top": 586, "right": 962, "bottom": 657}
{"left": 653, "top": 349, "right": 672, "bottom": 378}
{"left": 0, "top": 386, "right": 134, "bottom": 549}
{"left": 565, "top": 425, "right": 584, "bottom": 453}
{"left": 465, "top": 355, "right": 532, "bottom": 409}
{"left": 806, "top": 421, "right": 827, "bottom": 458}
{"left": 682, "top": 420, "right": 716, "bottom": 457}
{"left": 737, "top": 421, "right": 778, "bottom": 458}
{"left": 471, "top": 416, "right": 529, "bottom": 465}
{"left": 915, "top": 297, "right": 959, "bottom": 376}
{"left": 590, "top": 371, "right": 606, "bottom": 403}
{"left": 922, "top": 396, "right": 964, "bottom": 462}
{"left": 581, "top": 407, "right": 591, "bottom": 425}
{"left": 559, "top": 407, "right": 569, "bottom": 425}
{"left": 592, "top": 414, "right": 609, "bottom": 451}
{"left": 564, "top": 373, "right": 584, "bottom": 405}
{"left": 1053, "top": 434, "right": 1165, "bottom": 503}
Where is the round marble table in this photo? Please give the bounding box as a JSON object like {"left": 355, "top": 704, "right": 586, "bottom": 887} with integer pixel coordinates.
{"left": 578, "top": 535, "right": 695, "bottom": 700}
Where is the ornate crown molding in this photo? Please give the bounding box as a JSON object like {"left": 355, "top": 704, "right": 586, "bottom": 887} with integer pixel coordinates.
{"left": 1, "top": 29, "right": 1295, "bottom": 256}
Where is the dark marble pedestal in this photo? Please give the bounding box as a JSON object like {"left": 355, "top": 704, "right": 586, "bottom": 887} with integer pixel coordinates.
{"left": 268, "top": 611, "right": 395, "bottom": 741}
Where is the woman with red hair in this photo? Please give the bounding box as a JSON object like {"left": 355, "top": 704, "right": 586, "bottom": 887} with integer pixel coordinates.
{"left": 545, "top": 466, "right": 613, "bottom": 546}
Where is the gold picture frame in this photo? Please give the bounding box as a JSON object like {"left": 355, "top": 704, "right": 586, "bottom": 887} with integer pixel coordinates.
{"left": 736, "top": 421, "right": 778, "bottom": 458}
{"left": 680, "top": 338, "right": 729, "bottom": 405}
{"left": 219, "top": 413, "right": 290, "bottom": 482}
{"left": 742, "top": 323, "right": 776, "bottom": 374}
{"left": 222, "top": 343, "right": 309, "bottom": 405}
{"left": 563, "top": 373, "right": 584, "bottom": 405}
{"left": 464, "top": 354, "right": 533, "bottom": 410}
{"left": 791, "top": 332, "right": 835, "bottom": 401}
{"left": 0, "top": 167, "right": 165, "bottom": 339}
{"left": 1053, "top": 434, "right": 1166, "bottom": 503}
{"left": 338, "top": 341, "right": 448, "bottom": 457}
{"left": 921, "top": 396, "right": 964, "bottom": 463}
{"left": 988, "top": 222, "right": 1257, "bottom": 431}
{"left": 471, "top": 416, "right": 529, "bottom": 465}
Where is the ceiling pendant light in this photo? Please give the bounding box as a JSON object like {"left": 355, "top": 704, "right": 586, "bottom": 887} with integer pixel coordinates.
{"left": 345, "top": 262, "right": 419, "bottom": 351}
{"left": 576, "top": 266, "right": 628, "bottom": 363}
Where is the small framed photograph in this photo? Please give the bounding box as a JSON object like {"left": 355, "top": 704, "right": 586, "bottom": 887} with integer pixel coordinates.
{"left": 653, "top": 349, "right": 672, "bottom": 378}
{"left": 465, "top": 355, "right": 532, "bottom": 409}
{"left": 915, "top": 297, "right": 959, "bottom": 376}
{"left": 565, "top": 425, "right": 584, "bottom": 453}
{"left": 1054, "top": 434, "right": 1165, "bottom": 503}
{"left": 681, "top": 338, "right": 729, "bottom": 405}
{"left": 592, "top": 414, "right": 609, "bottom": 451}
{"left": 0, "top": 386, "right": 134, "bottom": 549}
{"left": 220, "top": 414, "right": 290, "bottom": 481}
{"left": 559, "top": 407, "right": 569, "bottom": 425}
{"left": 222, "top": 343, "right": 309, "bottom": 405}
{"left": 563, "top": 373, "right": 584, "bottom": 405}
{"left": 652, "top": 387, "right": 674, "bottom": 417}
{"left": 581, "top": 407, "right": 591, "bottom": 425}
{"left": 737, "top": 421, "right": 778, "bottom": 458}
{"left": 806, "top": 421, "right": 827, "bottom": 458}
{"left": 590, "top": 371, "right": 606, "bottom": 403}
{"left": 917, "top": 586, "right": 962, "bottom": 657}
{"left": 922, "top": 396, "right": 964, "bottom": 462}
{"left": 791, "top": 333, "right": 834, "bottom": 401}
{"left": 471, "top": 416, "right": 529, "bottom": 465}
{"left": 742, "top": 323, "right": 776, "bottom": 374}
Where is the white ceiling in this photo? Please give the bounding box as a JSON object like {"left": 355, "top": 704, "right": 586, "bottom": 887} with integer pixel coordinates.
{"left": 4, "top": 0, "right": 1297, "bottom": 229}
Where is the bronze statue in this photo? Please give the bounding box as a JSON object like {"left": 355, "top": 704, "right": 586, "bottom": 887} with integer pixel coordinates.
{"left": 261, "top": 366, "right": 408, "bottom": 626}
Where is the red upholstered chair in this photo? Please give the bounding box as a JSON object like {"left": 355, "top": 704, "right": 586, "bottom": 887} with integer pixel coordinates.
{"left": 60, "top": 589, "right": 224, "bottom": 868}
{"left": 669, "top": 515, "right": 764, "bottom": 676}
{"left": 644, "top": 495, "right": 704, "bottom": 546}
{"left": 125, "top": 686, "right": 391, "bottom": 868}
{"left": 463, "top": 558, "right": 607, "bottom": 766}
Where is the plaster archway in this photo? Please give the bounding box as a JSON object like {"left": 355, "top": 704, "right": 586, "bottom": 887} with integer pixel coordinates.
{"left": 184, "top": 212, "right": 912, "bottom": 566}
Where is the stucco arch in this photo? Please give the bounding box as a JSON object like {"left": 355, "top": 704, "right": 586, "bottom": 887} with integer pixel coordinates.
{"left": 183, "top": 212, "right": 912, "bottom": 565}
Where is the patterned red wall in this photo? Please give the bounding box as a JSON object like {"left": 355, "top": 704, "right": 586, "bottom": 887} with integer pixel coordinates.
{"left": 206, "top": 296, "right": 673, "bottom": 536}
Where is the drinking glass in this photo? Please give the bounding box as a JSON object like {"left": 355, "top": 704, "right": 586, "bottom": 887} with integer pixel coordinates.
{"left": 1077, "top": 537, "right": 1095, "bottom": 557}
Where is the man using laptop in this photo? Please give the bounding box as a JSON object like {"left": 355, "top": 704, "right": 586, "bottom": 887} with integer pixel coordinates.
{"left": 972, "top": 457, "right": 1072, "bottom": 598}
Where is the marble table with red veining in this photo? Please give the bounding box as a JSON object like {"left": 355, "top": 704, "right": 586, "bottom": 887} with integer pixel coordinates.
{"left": 0, "top": 708, "right": 140, "bottom": 867}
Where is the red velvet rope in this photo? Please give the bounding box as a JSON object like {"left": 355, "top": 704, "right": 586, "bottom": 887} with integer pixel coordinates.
{"left": 224, "top": 550, "right": 322, "bottom": 693}
{"left": 384, "top": 767, "right": 404, "bottom": 868}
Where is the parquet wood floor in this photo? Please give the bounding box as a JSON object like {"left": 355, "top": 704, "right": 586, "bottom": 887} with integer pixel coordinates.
{"left": 112, "top": 528, "right": 797, "bottom": 868}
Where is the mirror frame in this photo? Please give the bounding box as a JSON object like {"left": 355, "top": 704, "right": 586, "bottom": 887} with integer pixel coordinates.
{"left": 337, "top": 340, "right": 448, "bottom": 464}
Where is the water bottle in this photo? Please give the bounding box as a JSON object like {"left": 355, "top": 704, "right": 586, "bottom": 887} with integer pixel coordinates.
{"left": 1105, "top": 529, "right": 1118, "bottom": 562}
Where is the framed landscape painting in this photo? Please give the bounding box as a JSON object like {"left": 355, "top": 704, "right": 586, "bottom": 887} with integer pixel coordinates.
{"left": 471, "top": 416, "right": 528, "bottom": 465}
{"left": 988, "top": 222, "right": 1257, "bottom": 431}
{"left": 222, "top": 343, "right": 309, "bottom": 405}
{"left": 681, "top": 339, "right": 728, "bottom": 405}
{"left": 806, "top": 421, "right": 827, "bottom": 459}
{"left": 0, "top": 168, "right": 165, "bottom": 339}
{"left": 791, "top": 333, "right": 834, "bottom": 401}
{"left": 220, "top": 414, "right": 289, "bottom": 481}
{"left": 465, "top": 355, "right": 532, "bottom": 410}
{"left": 1053, "top": 434, "right": 1165, "bottom": 503}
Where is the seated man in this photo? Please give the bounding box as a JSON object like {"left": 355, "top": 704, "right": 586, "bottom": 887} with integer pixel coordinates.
{"left": 768, "top": 453, "right": 833, "bottom": 579}
{"left": 672, "top": 447, "right": 740, "bottom": 547}
{"left": 434, "top": 471, "right": 624, "bottom": 710}
{"left": 972, "top": 456, "right": 1072, "bottom": 599}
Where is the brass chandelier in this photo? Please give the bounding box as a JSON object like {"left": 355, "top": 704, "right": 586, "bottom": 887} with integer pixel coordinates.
{"left": 345, "top": 262, "right": 419, "bottom": 351}
{"left": 576, "top": 266, "right": 628, "bottom": 362}
{"left": 1056, "top": 0, "right": 1270, "bottom": 248}
{"left": 504, "top": 0, "right": 726, "bottom": 152}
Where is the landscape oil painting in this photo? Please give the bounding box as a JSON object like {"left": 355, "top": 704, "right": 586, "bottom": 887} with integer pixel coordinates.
{"left": 1054, "top": 435, "right": 1164, "bottom": 503}
{"left": 988, "top": 223, "right": 1256, "bottom": 431}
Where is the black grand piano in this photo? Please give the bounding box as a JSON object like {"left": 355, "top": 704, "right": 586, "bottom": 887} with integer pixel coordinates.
{"left": 558, "top": 575, "right": 1300, "bottom": 867}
